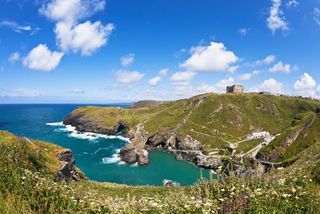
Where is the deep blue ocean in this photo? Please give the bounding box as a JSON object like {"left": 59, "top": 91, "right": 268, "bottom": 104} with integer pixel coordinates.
{"left": 0, "top": 104, "right": 209, "bottom": 186}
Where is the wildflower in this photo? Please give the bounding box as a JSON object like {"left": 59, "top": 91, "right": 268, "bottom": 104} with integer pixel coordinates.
{"left": 219, "top": 198, "right": 224, "bottom": 202}
{"left": 278, "top": 178, "right": 286, "bottom": 185}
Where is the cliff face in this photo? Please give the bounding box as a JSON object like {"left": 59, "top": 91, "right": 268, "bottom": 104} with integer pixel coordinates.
{"left": 56, "top": 149, "right": 85, "bottom": 181}
{"left": 63, "top": 93, "right": 320, "bottom": 170}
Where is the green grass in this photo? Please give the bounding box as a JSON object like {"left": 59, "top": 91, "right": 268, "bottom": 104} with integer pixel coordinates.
{"left": 236, "top": 139, "right": 264, "bottom": 154}
{"left": 1, "top": 131, "right": 320, "bottom": 213}
{"left": 68, "top": 93, "right": 320, "bottom": 156}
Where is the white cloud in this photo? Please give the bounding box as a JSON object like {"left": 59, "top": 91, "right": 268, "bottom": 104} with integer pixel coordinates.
{"left": 0, "top": 21, "right": 32, "bottom": 33}
{"left": 55, "top": 21, "right": 114, "bottom": 56}
{"left": 121, "top": 53, "right": 135, "bottom": 66}
{"left": 286, "top": 0, "right": 299, "bottom": 8}
{"left": 40, "top": 0, "right": 114, "bottom": 56}
{"left": 148, "top": 68, "right": 169, "bottom": 86}
{"left": 269, "top": 61, "right": 296, "bottom": 73}
{"left": 314, "top": 7, "right": 320, "bottom": 26}
{"left": 256, "top": 55, "right": 276, "bottom": 65}
{"left": 116, "top": 70, "right": 144, "bottom": 84}
{"left": 23, "top": 44, "right": 64, "bottom": 72}
{"left": 238, "top": 73, "right": 253, "bottom": 81}
{"left": 159, "top": 68, "right": 168, "bottom": 76}
{"left": 228, "top": 65, "right": 239, "bottom": 73}
{"left": 294, "top": 73, "right": 317, "bottom": 91}
{"left": 239, "top": 28, "right": 250, "bottom": 36}
{"left": 148, "top": 76, "right": 161, "bottom": 86}
{"left": 258, "top": 78, "right": 283, "bottom": 94}
{"left": 8, "top": 52, "right": 21, "bottom": 63}
{"left": 181, "top": 42, "right": 238, "bottom": 72}
{"left": 215, "top": 77, "right": 235, "bottom": 92}
{"left": 267, "top": 0, "right": 289, "bottom": 34}
{"left": 40, "top": 0, "right": 105, "bottom": 24}
{"left": 171, "top": 71, "right": 195, "bottom": 85}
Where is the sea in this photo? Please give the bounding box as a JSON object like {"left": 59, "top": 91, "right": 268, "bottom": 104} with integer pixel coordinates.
{"left": 0, "top": 104, "right": 210, "bottom": 186}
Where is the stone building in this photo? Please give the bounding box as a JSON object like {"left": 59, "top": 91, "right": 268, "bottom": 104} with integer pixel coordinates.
{"left": 226, "top": 84, "right": 244, "bottom": 93}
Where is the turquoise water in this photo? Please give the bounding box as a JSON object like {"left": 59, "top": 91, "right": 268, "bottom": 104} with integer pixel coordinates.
{"left": 0, "top": 104, "right": 210, "bottom": 185}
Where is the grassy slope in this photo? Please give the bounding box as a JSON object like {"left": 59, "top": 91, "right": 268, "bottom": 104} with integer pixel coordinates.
{"left": 70, "top": 93, "right": 320, "bottom": 159}
{"left": 1, "top": 131, "right": 320, "bottom": 213}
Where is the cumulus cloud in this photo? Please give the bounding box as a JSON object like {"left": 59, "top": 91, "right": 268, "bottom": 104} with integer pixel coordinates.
{"left": 8, "top": 52, "right": 21, "bottom": 63}
{"left": 181, "top": 42, "right": 238, "bottom": 72}
{"left": 255, "top": 55, "right": 276, "bottom": 66}
{"left": 267, "top": 0, "right": 289, "bottom": 34}
{"left": 40, "top": 0, "right": 114, "bottom": 56}
{"left": 116, "top": 70, "right": 144, "bottom": 84}
{"left": 0, "top": 20, "right": 32, "bottom": 33}
{"left": 121, "top": 53, "right": 135, "bottom": 66}
{"left": 294, "top": 73, "right": 318, "bottom": 98}
{"left": 269, "top": 61, "right": 296, "bottom": 73}
{"left": 314, "top": 8, "right": 320, "bottom": 26}
{"left": 40, "top": 0, "right": 105, "bottom": 24}
{"left": 258, "top": 78, "right": 283, "bottom": 94}
{"left": 23, "top": 44, "right": 64, "bottom": 72}
{"left": 294, "top": 73, "right": 317, "bottom": 91}
{"left": 55, "top": 21, "right": 114, "bottom": 55}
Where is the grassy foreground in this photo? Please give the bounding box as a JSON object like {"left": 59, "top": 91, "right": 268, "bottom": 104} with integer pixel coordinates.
{"left": 1, "top": 131, "right": 320, "bottom": 213}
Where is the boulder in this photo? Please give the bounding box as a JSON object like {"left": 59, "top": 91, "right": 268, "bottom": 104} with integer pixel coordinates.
{"left": 55, "top": 149, "right": 84, "bottom": 181}
{"left": 119, "top": 144, "right": 149, "bottom": 165}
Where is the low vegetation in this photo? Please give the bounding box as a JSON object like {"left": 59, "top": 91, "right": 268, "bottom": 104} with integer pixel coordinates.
{"left": 69, "top": 93, "right": 320, "bottom": 161}
{"left": 1, "top": 131, "right": 320, "bottom": 213}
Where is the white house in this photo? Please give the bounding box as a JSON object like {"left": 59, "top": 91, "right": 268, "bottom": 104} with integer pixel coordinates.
{"left": 246, "top": 131, "right": 270, "bottom": 140}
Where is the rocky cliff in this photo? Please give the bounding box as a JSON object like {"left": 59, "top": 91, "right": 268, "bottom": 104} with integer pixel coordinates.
{"left": 63, "top": 93, "right": 320, "bottom": 170}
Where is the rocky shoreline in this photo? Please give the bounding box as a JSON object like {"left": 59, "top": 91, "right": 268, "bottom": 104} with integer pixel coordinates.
{"left": 63, "top": 115, "right": 223, "bottom": 170}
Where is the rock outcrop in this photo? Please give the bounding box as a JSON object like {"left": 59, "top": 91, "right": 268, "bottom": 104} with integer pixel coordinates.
{"left": 55, "top": 149, "right": 85, "bottom": 181}
{"left": 64, "top": 113, "right": 128, "bottom": 135}
{"left": 119, "top": 144, "right": 149, "bottom": 166}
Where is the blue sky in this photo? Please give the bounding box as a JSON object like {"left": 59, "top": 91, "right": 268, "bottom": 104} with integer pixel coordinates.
{"left": 0, "top": 0, "right": 320, "bottom": 103}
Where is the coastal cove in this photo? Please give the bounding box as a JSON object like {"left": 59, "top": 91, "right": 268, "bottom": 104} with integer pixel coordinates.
{"left": 0, "top": 104, "right": 210, "bottom": 186}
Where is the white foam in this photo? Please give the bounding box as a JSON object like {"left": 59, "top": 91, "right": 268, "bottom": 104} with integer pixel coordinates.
{"left": 102, "top": 149, "right": 121, "bottom": 164}
{"left": 46, "top": 121, "right": 64, "bottom": 126}
{"left": 50, "top": 122, "right": 131, "bottom": 143}
{"left": 162, "top": 179, "right": 180, "bottom": 186}
{"left": 102, "top": 149, "right": 128, "bottom": 165}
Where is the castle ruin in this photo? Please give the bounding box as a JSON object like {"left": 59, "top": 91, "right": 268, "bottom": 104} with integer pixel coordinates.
{"left": 226, "top": 84, "right": 244, "bottom": 93}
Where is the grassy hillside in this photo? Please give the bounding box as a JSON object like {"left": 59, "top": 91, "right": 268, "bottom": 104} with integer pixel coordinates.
{"left": 68, "top": 93, "right": 320, "bottom": 160}
{"left": 1, "top": 131, "right": 320, "bottom": 213}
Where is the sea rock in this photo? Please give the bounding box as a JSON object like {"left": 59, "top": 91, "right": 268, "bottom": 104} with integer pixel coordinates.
{"left": 55, "top": 149, "right": 84, "bottom": 181}
{"left": 119, "top": 144, "right": 149, "bottom": 166}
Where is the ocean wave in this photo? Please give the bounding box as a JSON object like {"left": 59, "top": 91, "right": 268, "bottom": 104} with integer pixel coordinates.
{"left": 102, "top": 149, "right": 125, "bottom": 165}
{"left": 46, "top": 121, "right": 64, "bottom": 126}
{"left": 47, "top": 121, "right": 131, "bottom": 143}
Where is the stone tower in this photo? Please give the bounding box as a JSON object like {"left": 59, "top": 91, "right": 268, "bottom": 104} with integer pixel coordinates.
{"left": 226, "top": 85, "right": 244, "bottom": 93}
